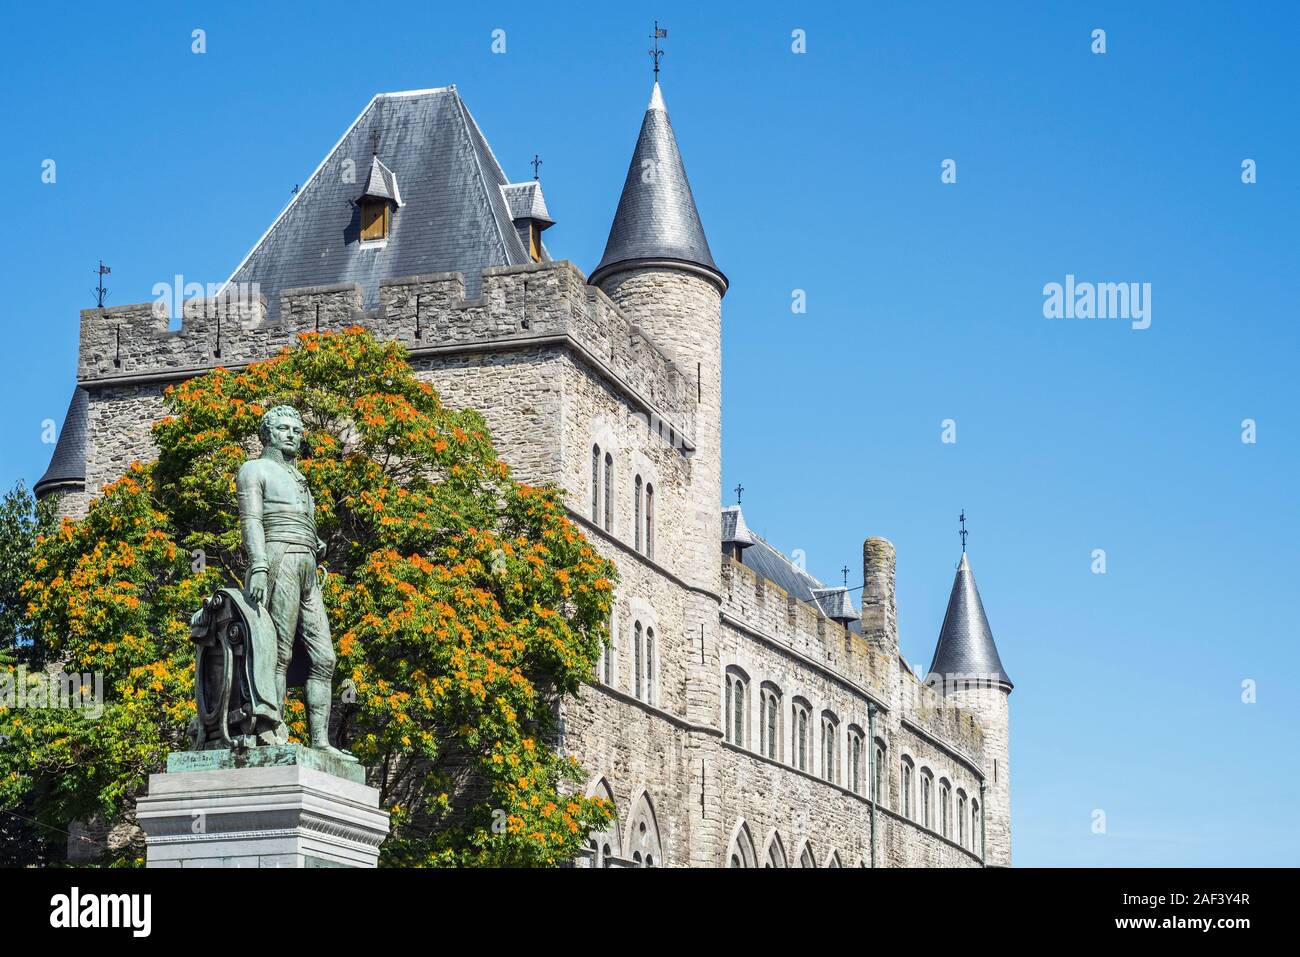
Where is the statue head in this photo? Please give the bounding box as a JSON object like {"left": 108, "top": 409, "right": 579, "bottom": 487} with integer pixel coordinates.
{"left": 258, "top": 405, "right": 305, "bottom": 459}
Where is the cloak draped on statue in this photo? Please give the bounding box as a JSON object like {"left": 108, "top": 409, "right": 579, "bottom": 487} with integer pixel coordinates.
{"left": 188, "top": 587, "right": 308, "bottom": 749}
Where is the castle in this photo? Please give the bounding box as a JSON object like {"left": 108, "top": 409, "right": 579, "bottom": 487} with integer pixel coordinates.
{"left": 35, "top": 82, "right": 1013, "bottom": 867}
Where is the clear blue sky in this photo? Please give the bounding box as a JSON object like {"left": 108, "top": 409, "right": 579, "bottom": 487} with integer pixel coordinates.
{"left": 2, "top": 1, "right": 1296, "bottom": 866}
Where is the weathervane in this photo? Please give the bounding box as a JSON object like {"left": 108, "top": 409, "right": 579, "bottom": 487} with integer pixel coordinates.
{"left": 959, "top": 509, "right": 968, "bottom": 553}
{"left": 734, "top": 483, "right": 744, "bottom": 505}
{"left": 530, "top": 154, "right": 542, "bottom": 180}
{"left": 649, "top": 21, "right": 668, "bottom": 79}
{"left": 841, "top": 565, "right": 850, "bottom": 588}
{"left": 93, "top": 260, "right": 111, "bottom": 309}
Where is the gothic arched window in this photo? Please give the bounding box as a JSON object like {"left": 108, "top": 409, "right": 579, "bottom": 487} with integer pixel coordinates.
{"left": 957, "top": 789, "right": 968, "bottom": 847}
{"left": 627, "top": 792, "right": 662, "bottom": 867}
{"left": 591, "top": 444, "right": 601, "bottom": 523}
{"left": 586, "top": 779, "right": 620, "bottom": 867}
{"left": 764, "top": 832, "right": 787, "bottom": 868}
{"left": 726, "top": 821, "right": 757, "bottom": 868}
{"left": 940, "top": 778, "right": 952, "bottom": 839}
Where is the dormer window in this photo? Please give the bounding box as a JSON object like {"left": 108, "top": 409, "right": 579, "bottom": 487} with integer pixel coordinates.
{"left": 528, "top": 222, "right": 543, "bottom": 262}
{"left": 356, "top": 154, "right": 402, "bottom": 247}
{"left": 501, "top": 181, "right": 554, "bottom": 264}
{"left": 361, "top": 199, "right": 390, "bottom": 242}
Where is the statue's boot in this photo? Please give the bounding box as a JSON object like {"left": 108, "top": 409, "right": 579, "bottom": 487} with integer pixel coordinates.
{"left": 306, "top": 677, "right": 358, "bottom": 762}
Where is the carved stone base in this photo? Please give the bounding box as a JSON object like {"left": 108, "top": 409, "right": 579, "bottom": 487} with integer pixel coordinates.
{"left": 137, "top": 745, "right": 388, "bottom": 868}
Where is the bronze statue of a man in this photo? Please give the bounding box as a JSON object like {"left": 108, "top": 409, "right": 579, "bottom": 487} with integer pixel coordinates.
{"left": 236, "top": 405, "right": 349, "bottom": 758}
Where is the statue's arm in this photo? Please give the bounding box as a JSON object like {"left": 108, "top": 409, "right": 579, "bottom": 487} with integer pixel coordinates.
{"left": 236, "top": 462, "right": 268, "bottom": 575}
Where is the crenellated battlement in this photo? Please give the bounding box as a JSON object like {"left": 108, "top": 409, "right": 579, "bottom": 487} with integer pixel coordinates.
{"left": 899, "top": 666, "right": 985, "bottom": 762}
{"left": 76, "top": 261, "right": 696, "bottom": 439}
{"left": 722, "top": 556, "right": 892, "bottom": 703}
{"left": 721, "top": 555, "right": 985, "bottom": 761}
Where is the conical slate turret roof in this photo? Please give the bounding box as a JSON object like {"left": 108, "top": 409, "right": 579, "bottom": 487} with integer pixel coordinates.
{"left": 926, "top": 553, "right": 1013, "bottom": 693}
{"left": 590, "top": 83, "right": 724, "bottom": 290}
{"left": 34, "top": 387, "right": 88, "bottom": 498}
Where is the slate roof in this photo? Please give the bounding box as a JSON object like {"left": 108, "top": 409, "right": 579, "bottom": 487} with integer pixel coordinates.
{"left": 926, "top": 553, "right": 1013, "bottom": 693}
{"left": 37, "top": 87, "right": 549, "bottom": 500}
{"left": 730, "top": 519, "right": 860, "bottom": 633}
{"left": 34, "top": 387, "right": 88, "bottom": 497}
{"left": 721, "top": 504, "right": 754, "bottom": 547}
{"left": 501, "top": 181, "right": 553, "bottom": 224}
{"left": 811, "top": 587, "right": 856, "bottom": 624}
{"left": 591, "top": 83, "right": 724, "bottom": 289}
{"left": 358, "top": 155, "right": 403, "bottom": 205}
{"left": 225, "top": 87, "right": 540, "bottom": 318}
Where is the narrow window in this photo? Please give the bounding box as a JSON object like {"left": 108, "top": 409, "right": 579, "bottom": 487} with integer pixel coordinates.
{"left": 603, "top": 453, "right": 614, "bottom": 531}
{"left": 634, "top": 621, "right": 643, "bottom": 700}
{"left": 791, "top": 701, "right": 809, "bottom": 772}
{"left": 602, "top": 611, "right": 615, "bottom": 686}
{"left": 725, "top": 668, "right": 749, "bottom": 745}
{"left": 733, "top": 679, "right": 743, "bottom": 744}
{"left": 591, "top": 444, "right": 601, "bottom": 522}
{"left": 873, "top": 745, "right": 884, "bottom": 802}
{"left": 821, "top": 715, "right": 837, "bottom": 784}
{"left": 940, "top": 780, "right": 951, "bottom": 838}
{"left": 645, "top": 626, "right": 656, "bottom": 705}
{"left": 958, "top": 793, "right": 967, "bottom": 847}
{"left": 644, "top": 483, "right": 654, "bottom": 560}
{"left": 724, "top": 676, "right": 732, "bottom": 742}
{"left": 634, "top": 475, "right": 643, "bottom": 551}
{"left": 901, "top": 760, "right": 913, "bottom": 818}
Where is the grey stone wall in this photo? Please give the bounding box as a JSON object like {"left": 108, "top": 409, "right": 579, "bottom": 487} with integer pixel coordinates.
{"left": 84, "top": 383, "right": 167, "bottom": 498}
{"left": 65, "top": 257, "right": 1011, "bottom": 869}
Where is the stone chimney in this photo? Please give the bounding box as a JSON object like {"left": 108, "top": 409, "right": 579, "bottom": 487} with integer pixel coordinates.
{"left": 861, "top": 537, "right": 898, "bottom": 651}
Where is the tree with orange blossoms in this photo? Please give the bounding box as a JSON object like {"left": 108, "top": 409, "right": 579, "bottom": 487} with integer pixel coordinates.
{"left": 7, "top": 328, "right": 615, "bottom": 865}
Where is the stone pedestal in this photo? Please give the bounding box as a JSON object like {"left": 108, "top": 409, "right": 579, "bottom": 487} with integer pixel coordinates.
{"left": 137, "top": 745, "right": 389, "bottom": 868}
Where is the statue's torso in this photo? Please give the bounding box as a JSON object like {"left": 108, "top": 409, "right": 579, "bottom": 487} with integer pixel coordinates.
{"left": 239, "top": 457, "right": 318, "bottom": 548}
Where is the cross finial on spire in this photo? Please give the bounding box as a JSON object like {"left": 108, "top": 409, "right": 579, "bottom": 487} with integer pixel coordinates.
{"left": 530, "top": 154, "right": 542, "bottom": 180}
{"left": 959, "top": 509, "right": 968, "bottom": 553}
{"left": 649, "top": 21, "right": 668, "bottom": 79}
{"left": 734, "top": 483, "right": 744, "bottom": 505}
{"left": 841, "top": 565, "right": 850, "bottom": 588}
